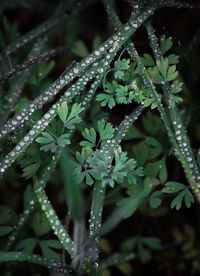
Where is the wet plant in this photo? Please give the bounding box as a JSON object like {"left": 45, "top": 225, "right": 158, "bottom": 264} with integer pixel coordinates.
{"left": 0, "top": 0, "right": 200, "bottom": 275}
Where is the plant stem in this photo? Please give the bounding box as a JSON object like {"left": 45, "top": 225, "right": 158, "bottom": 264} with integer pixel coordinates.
{"left": 99, "top": 252, "right": 135, "bottom": 269}
{"left": 88, "top": 182, "right": 106, "bottom": 263}
{"left": 0, "top": 251, "right": 74, "bottom": 274}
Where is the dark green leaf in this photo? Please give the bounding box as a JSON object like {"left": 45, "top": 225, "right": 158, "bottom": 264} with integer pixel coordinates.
{"left": 160, "top": 34, "right": 173, "bottom": 55}
{"left": 162, "top": 182, "right": 185, "bottom": 193}
{"left": 97, "top": 119, "right": 114, "bottom": 141}
{"left": 22, "top": 162, "right": 40, "bottom": 179}
{"left": 57, "top": 134, "right": 71, "bottom": 147}
{"left": 16, "top": 238, "right": 37, "bottom": 253}
{"left": 92, "top": 36, "right": 102, "bottom": 50}
{"left": 138, "top": 244, "right": 151, "bottom": 263}
{"left": 40, "top": 142, "right": 57, "bottom": 153}
{"left": 171, "top": 191, "right": 185, "bottom": 210}
{"left": 0, "top": 226, "right": 12, "bottom": 236}
{"left": 149, "top": 191, "right": 162, "bottom": 208}
{"left": 142, "top": 237, "right": 162, "bottom": 250}
{"left": 39, "top": 239, "right": 62, "bottom": 261}
{"left": 36, "top": 132, "right": 54, "bottom": 144}
{"left": 72, "top": 40, "right": 89, "bottom": 58}
{"left": 140, "top": 53, "right": 155, "bottom": 67}
{"left": 31, "top": 211, "right": 51, "bottom": 236}
{"left": 57, "top": 102, "right": 68, "bottom": 123}
{"left": 184, "top": 190, "right": 194, "bottom": 208}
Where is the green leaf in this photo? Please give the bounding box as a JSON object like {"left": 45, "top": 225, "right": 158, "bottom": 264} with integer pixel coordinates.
{"left": 114, "top": 70, "right": 124, "bottom": 79}
{"left": 88, "top": 150, "right": 138, "bottom": 188}
{"left": 57, "top": 102, "right": 68, "bottom": 123}
{"left": 158, "top": 158, "right": 167, "bottom": 184}
{"left": 142, "top": 111, "right": 162, "bottom": 136}
{"left": 144, "top": 177, "right": 160, "bottom": 187}
{"left": 92, "top": 36, "right": 102, "bottom": 50}
{"left": 64, "top": 103, "right": 83, "bottom": 129}
{"left": 157, "top": 58, "right": 168, "bottom": 79}
{"left": 170, "top": 189, "right": 194, "bottom": 210}
{"left": 29, "top": 61, "right": 55, "bottom": 84}
{"left": 127, "top": 166, "right": 144, "bottom": 185}
{"left": 160, "top": 34, "right": 173, "bottom": 55}
{"left": 138, "top": 244, "right": 151, "bottom": 263}
{"left": 121, "top": 235, "right": 161, "bottom": 264}
{"left": 80, "top": 127, "right": 96, "bottom": 149}
{"left": 31, "top": 211, "right": 51, "bottom": 236}
{"left": 0, "top": 205, "right": 17, "bottom": 225}
{"left": 87, "top": 150, "right": 107, "bottom": 177}
{"left": 36, "top": 132, "right": 54, "bottom": 144}
{"left": 96, "top": 93, "right": 116, "bottom": 109}
{"left": 132, "top": 142, "right": 148, "bottom": 166}
{"left": 171, "top": 80, "right": 183, "bottom": 94}
{"left": 72, "top": 40, "right": 89, "bottom": 58}
{"left": 162, "top": 181, "right": 185, "bottom": 193}
{"left": 140, "top": 53, "right": 155, "bottom": 67}
{"left": 69, "top": 103, "right": 83, "bottom": 120}
{"left": 142, "top": 237, "right": 162, "bottom": 250}
{"left": 143, "top": 97, "right": 154, "bottom": 108}
{"left": 167, "top": 65, "right": 178, "bottom": 81}
{"left": 23, "top": 185, "right": 33, "bottom": 210}
{"left": 184, "top": 190, "right": 194, "bottom": 208}
{"left": 22, "top": 162, "right": 40, "bottom": 179}
{"left": 97, "top": 119, "right": 114, "bottom": 141}
{"left": 121, "top": 237, "right": 138, "bottom": 252}
{"left": 79, "top": 140, "right": 94, "bottom": 148}
{"left": 168, "top": 54, "right": 179, "bottom": 65}
{"left": 169, "top": 95, "right": 183, "bottom": 108}
{"left": 39, "top": 239, "right": 62, "bottom": 261}
{"left": 117, "top": 186, "right": 151, "bottom": 219}
{"left": 114, "top": 58, "right": 130, "bottom": 71}
{"left": 147, "top": 66, "right": 163, "bottom": 84}
{"left": 0, "top": 226, "right": 12, "bottom": 236}
{"left": 123, "top": 126, "right": 144, "bottom": 140}
{"left": 149, "top": 191, "right": 162, "bottom": 208}
{"left": 100, "top": 187, "right": 151, "bottom": 235}
{"left": 42, "top": 61, "right": 55, "bottom": 79}
{"left": 16, "top": 238, "right": 37, "bottom": 253}
{"left": 0, "top": 207, "right": 12, "bottom": 225}
{"left": 57, "top": 134, "right": 71, "bottom": 147}
{"left": 145, "top": 136, "right": 163, "bottom": 159}
{"left": 171, "top": 191, "right": 185, "bottom": 210}
{"left": 97, "top": 80, "right": 119, "bottom": 108}
{"left": 40, "top": 142, "right": 57, "bottom": 153}
{"left": 86, "top": 173, "right": 94, "bottom": 186}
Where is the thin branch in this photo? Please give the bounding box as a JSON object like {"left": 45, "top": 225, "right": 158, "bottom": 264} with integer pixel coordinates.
{"left": 0, "top": 46, "right": 68, "bottom": 85}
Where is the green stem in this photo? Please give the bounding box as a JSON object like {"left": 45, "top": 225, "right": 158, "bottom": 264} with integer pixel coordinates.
{"left": 0, "top": 251, "right": 74, "bottom": 274}
{"left": 88, "top": 182, "right": 106, "bottom": 262}
{"left": 99, "top": 252, "right": 135, "bottom": 269}
{"left": 34, "top": 178, "right": 74, "bottom": 257}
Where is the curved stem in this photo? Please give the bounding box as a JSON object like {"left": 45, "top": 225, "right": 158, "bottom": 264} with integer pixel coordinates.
{"left": 0, "top": 251, "right": 74, "bottom": 274}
